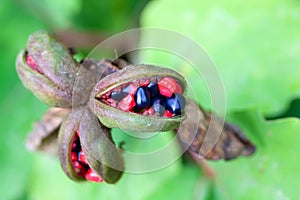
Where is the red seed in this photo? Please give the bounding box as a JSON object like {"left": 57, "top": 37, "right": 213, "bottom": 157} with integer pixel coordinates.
{"left": 158, "top": 85, "right": 173, "bottom": 98}
{"left": 174, "top": 82, "right": 183, "bottom": 94}
{"left": 72, "top": 142, "right": 77, "bottom": 149}
{"left": 25, "top": 53, "right": 42, "bottom": 73}
{"left": 158, "top": 77, "right": 177, "bottom": 97}
{"left": 85, "top": 169, "right": 103, "bottom": 182}
{"left": 25, "top": 54, "right": 37, "bottom": 68}
{"left": 71, "top": 134, "right": 80, "bottom": 152}
{"left": 78, "top": 151, "right": 88, "bottom": 165}
{"left": 136, "top": 79, "right": 150, "bottom": 87}
{"left": 143, "top": 107, "right": 155, "bottom": 116}
{"left": 72, "top": 161, "right": 83, "bottom": 174}
{"left": 164, "top": 110, "right": 173, "bottom": 118}
{"left": 118, "top": 94, "right": 136, "bottom": 111}
{"left": 71, "top": 152, "right": 78, "bottom": 161}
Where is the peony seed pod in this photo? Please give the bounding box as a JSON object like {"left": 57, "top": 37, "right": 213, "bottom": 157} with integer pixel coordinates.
{"left": 89, "top": 65, "right": 187, "bottom": 132}
{"left": 58, "top": 107, "right": 123, "bottom": 183}
{"left": 16, "top": 31, "right": 79, "bottom": 107}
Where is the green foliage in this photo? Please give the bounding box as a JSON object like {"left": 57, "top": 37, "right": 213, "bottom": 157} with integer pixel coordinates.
{"left": 142, "top": 0, "right": 300, "bottom": 115}
{"left": 212, "top": 109, "right": 300, "bottom": 200}
{"left": 141, "top": 0, "right": 300, "bottom": 199}
{"left": 1, "top": 0, "right": 300, "bottom": 199}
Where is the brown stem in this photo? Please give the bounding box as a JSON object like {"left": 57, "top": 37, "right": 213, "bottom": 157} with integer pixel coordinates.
{"left": 189, "top": 150, "right": 216, "bottom": 179}
{"left": 54, "top": 29, "right": 139, "bottom": 52}
{"left": 54, "top": 30, "right": 108, "bottom": 48}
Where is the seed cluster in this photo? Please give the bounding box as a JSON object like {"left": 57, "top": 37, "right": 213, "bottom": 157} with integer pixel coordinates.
{"left": 70, "top": 132, "right": 102, "bottom": 182}
{"left": 99, "top": 76, "right": 186, "bottom": 117}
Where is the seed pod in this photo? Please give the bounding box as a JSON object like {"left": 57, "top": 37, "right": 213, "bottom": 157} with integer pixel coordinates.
{"left": 177, "top": 99, "right": 256, "bottom": 160}
{"left": 58, "top": 107, "right": 123, "bottom": 183}
{"left": 16, "top": 31, "right": 79, "bottom": 107}
{"left": 89, "top": 65, "right": 187, "bottom": 132}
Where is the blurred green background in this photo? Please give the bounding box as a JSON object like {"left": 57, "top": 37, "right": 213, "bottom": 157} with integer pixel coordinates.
{"left": 1, "top": 0, "right": 300, "bottom": 199}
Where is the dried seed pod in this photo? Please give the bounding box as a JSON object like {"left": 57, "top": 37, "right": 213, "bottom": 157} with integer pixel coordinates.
{"left": 25, "top": 107, "right": 70, "bottom": 155}
{"left": 177, "top": 99, "right": 256, "bottom": 161}
{"left": 16, "top": 31, "right": 79, "bottom": 107}
{"left": 58, "top": 107, "right": 123, "bottom": 183}
{"left": 89, "top": 65, "right": 187, "bottom": 132}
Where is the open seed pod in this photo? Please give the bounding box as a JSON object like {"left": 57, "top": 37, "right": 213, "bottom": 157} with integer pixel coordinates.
{"left": 177, "top": 99, "right": 256, "bottom": 161}
{"left": 16, "top": 31, "right": 79, "bottom": 107}
{"left": 58, "top": 107, "right": 123, "bottom": 183}
{"left": 89, "top": 65, "right": 187, "bottom": 132}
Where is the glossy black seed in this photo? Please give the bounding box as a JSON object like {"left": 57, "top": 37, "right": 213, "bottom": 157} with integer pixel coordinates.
{"left": 165, "top": 93, "right": 186, "bottom": 115}
{"left": 135, "top": 86, "right": 151, "bottom": 108}
{"left": 110, "top": 91, "right": 127, "bottom": 101}
{"left": 148, "top": 82, "right": 159, "bottom": 97}
{"left": 152, "top": 96, "right": 166, "bottom": 115}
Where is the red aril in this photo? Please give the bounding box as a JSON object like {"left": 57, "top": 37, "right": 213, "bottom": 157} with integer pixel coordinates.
{"left": 118, "top": 94, "right": 136, "bottom": 111}
{"left": 158, "top": 77, "right": 177, "bottom": 97}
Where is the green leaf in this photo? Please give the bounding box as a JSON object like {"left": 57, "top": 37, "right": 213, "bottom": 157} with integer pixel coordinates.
{"left": 17, "top": 0, "right": 81, "bottom": 28}
{"left": 141, "top": 0, "right": 300, "bottom": 115}
{"left": 0, "top": 85, "right": 48, "bottom": 200}
{"left": 141, "top": 1, "right": 300, "bottom": 199}
{"left": 211, "top": 108, "right": 300, "bottom": 200}
{"left": 28, "top": 153, "right": 182, "bottom": 200}
{"left": 73, "top": 0, "right": 150, "bottom": 31}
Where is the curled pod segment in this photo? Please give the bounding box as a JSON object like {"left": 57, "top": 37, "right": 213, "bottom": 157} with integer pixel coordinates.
{"left": 58, "top": 108, "right": 123, "bottom": 183}
{"left": 177, "top": 99, "right": 256, "bottom": 161}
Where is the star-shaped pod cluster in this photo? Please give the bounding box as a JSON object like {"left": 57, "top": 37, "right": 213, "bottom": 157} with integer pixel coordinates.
{"left": 16, "top": 31, "right": 255, "bottom": 184}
